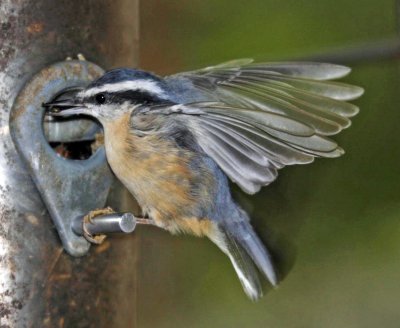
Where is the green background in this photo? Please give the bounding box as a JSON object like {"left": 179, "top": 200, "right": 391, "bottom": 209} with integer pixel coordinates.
{"left": 137, "top": 1, "right": 400, "bottom": 327}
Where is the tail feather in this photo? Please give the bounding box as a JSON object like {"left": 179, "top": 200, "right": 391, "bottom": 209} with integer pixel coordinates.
{"left": 209, "top": 223, "right": 277, "bottom": 300}
{"left": 233, "top": 222, "right": 278, "bottom": 287}
{"left": 207, "top": 202, "right": 278, "bottom": 299}
{"left": 224, "top": 233, "right": 263, "bottom": 300}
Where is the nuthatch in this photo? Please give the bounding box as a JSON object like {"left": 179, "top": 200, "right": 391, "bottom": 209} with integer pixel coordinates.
{"left": 44, "top": 59, "right": 363, "bottom": 300}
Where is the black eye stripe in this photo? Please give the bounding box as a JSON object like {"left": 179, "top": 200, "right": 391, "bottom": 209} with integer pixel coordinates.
{"left": 88, "top": 90, "right": 165, "bottom": 105}
{"left": 113, "top": 90, "right": 161, "bottom": 103}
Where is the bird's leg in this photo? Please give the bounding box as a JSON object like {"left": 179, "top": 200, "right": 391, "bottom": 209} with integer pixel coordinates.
{"left": 136, "top": 217, "right": 156, "bottom": 225}
{"left": 82, "top": 206, "right": 115, "bottom": 244}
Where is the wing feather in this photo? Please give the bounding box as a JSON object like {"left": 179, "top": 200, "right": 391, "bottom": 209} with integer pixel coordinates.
{"left": 197, "top": 134, "right": 262, "bottom": 194}
{"left": 155, "top": 60, "right": 364, "bottom": 193}
{"left": 204, "top": 114, "right": 315, "bottom": 165}
{"left": 246, "top": 62, "right": 351, "bottom": 80}
{"left": 196, "top": 82, "right": 349, "bottom": 135}
{"left": 221, "top": 82, "right": 352, "bottom": 130}
{"left": 232, "top": 77, "right": 359, "bottom": 117}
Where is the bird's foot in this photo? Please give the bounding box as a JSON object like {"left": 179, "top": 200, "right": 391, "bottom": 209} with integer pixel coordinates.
{"left": 65, "top": 53, "right": 87, "bottom": 61}
{"left": 77, "top": 53, "right": 86, "bottom": 61}
{"left": 82, "top": 206, "right": 114, "bottom": 244}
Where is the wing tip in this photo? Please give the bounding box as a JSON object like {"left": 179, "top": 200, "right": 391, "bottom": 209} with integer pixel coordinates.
{"left": 347, "top": 86, "right": 365, "bottom": 100}
{"left": 251, "top": 62, "right": 353, "bottom": 80}
{"left": 330, "top": 64, "right": 352, "bottom": 79}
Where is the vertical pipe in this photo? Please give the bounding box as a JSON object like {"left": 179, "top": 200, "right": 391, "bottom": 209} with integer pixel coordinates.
{"left": 0, "top": 1, "right": 139, "bottom": 326}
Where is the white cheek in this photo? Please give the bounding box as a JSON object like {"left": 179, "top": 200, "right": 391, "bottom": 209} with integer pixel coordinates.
{"left": 82, "top": 104, "right": 106, "bottom": 121}
{"left": 92, "top": 103, "right": 133, "bottom": 123}
{"left": 85, "top": 104, "right": 100, "bottom": 115}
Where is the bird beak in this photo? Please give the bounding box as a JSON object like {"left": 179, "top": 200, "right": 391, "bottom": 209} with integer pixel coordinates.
{"left": 43, "top": 99, "right": 87, "bottom": 116}
{"left": 43, "top": 87, "right": 89, "bottom": 117}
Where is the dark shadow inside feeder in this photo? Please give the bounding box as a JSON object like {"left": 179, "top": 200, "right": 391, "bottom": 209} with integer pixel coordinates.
{"left": 43, "top": 87, "right": 103, "bottom": 160}
{"left": 48, "top": 140, "right": 95, "bottom": 160}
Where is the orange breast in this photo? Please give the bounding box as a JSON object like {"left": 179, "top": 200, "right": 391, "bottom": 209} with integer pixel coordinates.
{"left": 102, "top": 113, "right": 213, "bottom": 231}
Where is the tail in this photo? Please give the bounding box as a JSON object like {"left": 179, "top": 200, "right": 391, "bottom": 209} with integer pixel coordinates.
{"left": 208, "top": 210, "right": 278, "bottom": 300}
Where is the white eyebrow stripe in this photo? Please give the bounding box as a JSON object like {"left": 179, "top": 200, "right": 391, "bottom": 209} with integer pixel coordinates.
{"left": 81, "top": 80, "right": 167, "bottom": 98}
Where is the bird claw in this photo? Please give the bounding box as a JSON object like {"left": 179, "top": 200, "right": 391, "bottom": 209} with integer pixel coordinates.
{"left": 65, "top": 53, "right": 87, "bottom": 61}
{"left": 77, "top": 53, "right": 86, "bottom": 61}
{"left": 82, "top": 207, "right": 114, "bottom": 244}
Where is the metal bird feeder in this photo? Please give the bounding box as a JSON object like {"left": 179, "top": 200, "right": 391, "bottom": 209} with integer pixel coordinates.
{"left": 0, "top": 1, "right": 139, "bottom": 326}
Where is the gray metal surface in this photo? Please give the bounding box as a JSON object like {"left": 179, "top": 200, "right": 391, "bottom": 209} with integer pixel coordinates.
{"left": 10, "top": 59, "right": 114, "bottom": 256}
{"left": 0, "top": 0, "right": 139, "bottom": 327}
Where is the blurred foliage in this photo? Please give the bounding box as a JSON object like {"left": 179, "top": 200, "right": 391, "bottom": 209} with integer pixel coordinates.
{"left": 138, "top": 1, "right": 400, "bottom": 327}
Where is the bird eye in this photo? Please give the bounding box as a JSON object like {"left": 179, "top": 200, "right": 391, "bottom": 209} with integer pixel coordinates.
{"left": 95, "top": 93, "right": 106, "bottom": 104}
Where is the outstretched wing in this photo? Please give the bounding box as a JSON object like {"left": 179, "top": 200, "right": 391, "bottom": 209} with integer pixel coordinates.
{"left": 159, "top": 60, "right": 363, "bottom": 194}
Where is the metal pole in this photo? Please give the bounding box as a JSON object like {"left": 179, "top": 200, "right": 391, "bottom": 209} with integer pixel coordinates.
{"left": 72, "top": 212, "right": 137, "bottom": 236}
{"left": 0, "top": 1, "right": 139, "bottom": 327}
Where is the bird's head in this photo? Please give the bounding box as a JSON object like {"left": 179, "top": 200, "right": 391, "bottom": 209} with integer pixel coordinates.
{"left": 44, "top": 68, "right": 172, "bottom": 122}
